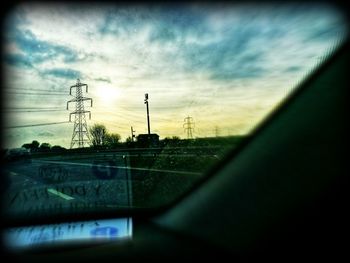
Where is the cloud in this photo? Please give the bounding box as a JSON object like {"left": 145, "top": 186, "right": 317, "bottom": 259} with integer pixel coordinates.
{"left": 3, "top": 53, "right": 33, "bottom": 68}
{"left": 144, "top": 4, "right": 345, "bottom": 81}
{"left": 285, "top": 66, "right": 302, "bottom": 73}
{"left": 306, "top": 25, "right": 347, "bottom": 48}
{"left": 98, "top": 6, "right": 154, "bottom": 37}
{"left": 5, "top": 28, "right": 81, "bottom": 67}
{"left": 38, "top": 131, "right": 54, "bottom": 137}
{"left": 147, "top": 6, "right": 209, "bottom": 42}
{"left": 114, "top": 5, "right": 277, "bottom": 81}
{"left": 94, "top": 77, "right": 111, "bottom": 83}
{"left": 97, "top": 4, "right": 210, "bottom": 48}
{"left": 2, "top": 3, "right": 346, "bottom": 148}
{"left": 175, "top": 26, "right": 267, "bottom": 80}
{"left": 41, "top": 68, "right": 82, "bottom": 79}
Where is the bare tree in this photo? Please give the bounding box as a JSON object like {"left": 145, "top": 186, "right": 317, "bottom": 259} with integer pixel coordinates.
{"left": 89, "top": 124, "right": 108, "bottom": 147}
{"left": 106, "top": 133, "right": 121, "bottom": 148}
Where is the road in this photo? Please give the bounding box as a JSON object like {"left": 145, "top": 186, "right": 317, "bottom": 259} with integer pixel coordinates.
{"left": 2, "top": 149, "right": 207, "bottom": 219}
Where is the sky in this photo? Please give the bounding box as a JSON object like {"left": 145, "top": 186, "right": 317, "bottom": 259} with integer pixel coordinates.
{"left": 1, "top": 2, "right": 347, "bottom": 149}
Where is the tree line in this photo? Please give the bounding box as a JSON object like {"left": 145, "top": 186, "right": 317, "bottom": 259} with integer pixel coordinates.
{"left": 21, "top": 123, "right": 121, "bottom": 151}
{"left": 19, "top": 123, "right": 246, "bottom": 152}
{"left": 22, "top": 140, "right": 65, "bottom": 152}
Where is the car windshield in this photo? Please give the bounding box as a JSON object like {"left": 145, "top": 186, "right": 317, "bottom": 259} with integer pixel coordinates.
{"left": 1, "top": 2, "right": 347, "bottom": 220}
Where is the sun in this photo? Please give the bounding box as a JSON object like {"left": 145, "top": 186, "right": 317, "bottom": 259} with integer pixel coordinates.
{"left": 96, "top": 85, "right": 120, "bottom": 106}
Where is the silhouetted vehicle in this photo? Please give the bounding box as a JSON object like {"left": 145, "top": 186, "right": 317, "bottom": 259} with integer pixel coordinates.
{"left": 136, "top": 133, "right": 160, "bottom": 148}
{"left": 4, "top": 148, "right": 31, "bottom": 163}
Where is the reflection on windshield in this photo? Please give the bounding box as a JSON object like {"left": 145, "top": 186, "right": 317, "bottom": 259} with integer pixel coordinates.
{"left": 3, "top": 136, "right": 244, "bottom": 218}
{"left": 1, "top": 2, "right": 346, "bottom": 219}
{"left": 4, "top": 218, "right": 132, "bottom": 250}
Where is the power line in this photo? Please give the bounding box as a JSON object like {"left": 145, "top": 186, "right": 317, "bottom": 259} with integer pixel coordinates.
{"left": 6, "top": 91, "right": 67, "bottom": 96}
{"left": 4, "top": 121, "right": 69, "bottom": 129}
{"left": 96, "top": 108, "right": 174, "bottom": 122}
{"left": 95, "top": 120, "right": 125, "bottom": 129}
{"left": 4, "top": 107, "right": 63, "bottom": 110}
{"left": 100, "top": 113, "right": 170, "bottom": 124}
{"left": 5, "top": 88, "right": 66, "bottom": 94}
{"left": 5, "top": 109, "right": 66, "bottom": 113}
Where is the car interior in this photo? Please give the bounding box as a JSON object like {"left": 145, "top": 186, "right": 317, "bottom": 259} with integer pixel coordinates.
{"left": 1, "top": 0, "right": 348, "bottom": 262}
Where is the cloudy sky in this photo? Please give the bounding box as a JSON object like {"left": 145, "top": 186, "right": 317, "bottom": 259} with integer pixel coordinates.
{"left": 2, "top": 2, "right": 347, "bottom": 149}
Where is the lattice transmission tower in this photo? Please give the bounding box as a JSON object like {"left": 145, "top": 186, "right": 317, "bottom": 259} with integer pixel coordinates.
{"left": 183, "top": 116, "right": 195, "bottom": 139}
{"left": 67, "top": 79, "right": 93, "bottom": 149}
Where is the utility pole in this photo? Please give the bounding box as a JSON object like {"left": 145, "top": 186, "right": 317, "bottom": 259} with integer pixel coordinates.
{"left": 67, "top": 79, "right": 93, "bottom": 149}
{"left": 131, "top": 126, "right": 136, "bottom": 142}
{"left": 215, "top": 126, "right": 219, "bottom": 137}
{"left": 144, "top": 93, "right": 151, "bottom": 134}
{"left": 183, "top": 116, "right": 195, "bottom": 139}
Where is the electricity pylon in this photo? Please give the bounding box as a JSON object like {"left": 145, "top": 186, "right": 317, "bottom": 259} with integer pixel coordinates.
{"left": 67, "top": 79, "right": 93, "bottom": 149}
{"left": 215, "top": 126, "right": 219, "bottom": 137}
{"left": 183, "top": 116, "right": 195, "bottom": 139}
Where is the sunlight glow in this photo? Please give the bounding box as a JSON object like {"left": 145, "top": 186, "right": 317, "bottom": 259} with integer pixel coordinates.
{"left": 95, "top": 85, "right": 120, "bottom": 106}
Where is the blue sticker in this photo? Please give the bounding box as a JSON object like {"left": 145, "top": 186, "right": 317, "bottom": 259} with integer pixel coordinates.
{"left": 90, "top": 227, "right": 118, "bottom": 237}
{"left": 30, "top": 232, "right": 51, "bottom": 244}
{"left": 92, "top": 160, "right": 118, "bottom": 180}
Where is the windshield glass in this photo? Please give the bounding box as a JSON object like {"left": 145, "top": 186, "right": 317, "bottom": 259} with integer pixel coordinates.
{"left": 1, "top": 2, "right": 347, "bottom": 220}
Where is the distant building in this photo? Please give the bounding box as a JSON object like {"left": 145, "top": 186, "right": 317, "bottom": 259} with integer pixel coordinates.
{"left": 136, "top": 134, "right": 159, "bottom": 147}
